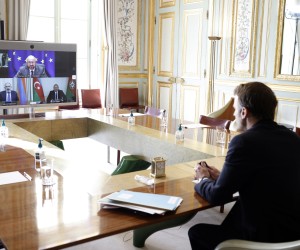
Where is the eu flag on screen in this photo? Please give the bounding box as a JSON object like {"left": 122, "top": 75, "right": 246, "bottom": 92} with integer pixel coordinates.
{"left": 7, "top": 50, "right": 55, "bottom": 77}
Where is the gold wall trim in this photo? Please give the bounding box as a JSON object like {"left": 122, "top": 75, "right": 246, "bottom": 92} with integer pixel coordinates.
{"left": 229, "top": 0, "right": 258, "bottom": 77}
{"left": 184, "top": 0, "right": 202, "bottom": 3}
{"left": 158, "top": 12, "right": 175, "bottom": 77}
{"left": 180, "top": 85, "right": 200, "bottom": 123}
{"left": 147, "top": 0, "right": 155, "bottom": 106}
{"left": 257, "top": 0, "right": 271, "bottom": 78}
{"left": 157, "top": 81, "right": 173, "bottom": 118}
{"left": 119, "top": 73, "right": 148, "bottom": 79}
{"left": 160, "top": 0, "right": 176, "bottom": 8}
{"left": 276, "top": 97, "right": 300, "bottom": 104}
{"left": 181, "top": 9, "right": 203, "bottom": 78}
{"left": 215, "top": 79, "right": 300, "bottom": 93}
{"left": 118, "top": 0, "right": 141, "bottom": 71}
{"left": 119, "top": 82, "right": 139, "bottom": 87}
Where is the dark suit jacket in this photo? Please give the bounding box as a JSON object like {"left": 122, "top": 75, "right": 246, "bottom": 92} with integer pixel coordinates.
{"left": 195, "top": 120, "right": 300, "bottom": 242}
{"left": 0, "top": 90, "right": 19, "bottom": 102}
{"left": 15, "top": 64, "right": 47, "bottom": 78}
{"left": 47, "top": 90, "right": 67, "bottom": 103}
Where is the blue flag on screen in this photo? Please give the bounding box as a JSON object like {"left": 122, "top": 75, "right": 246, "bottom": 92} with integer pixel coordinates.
{"left": 7, "top": 50, "right": 55, "bottom": 77}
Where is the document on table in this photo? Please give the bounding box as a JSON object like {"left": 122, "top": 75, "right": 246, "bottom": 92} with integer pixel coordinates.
{"left": 118, "top": 113, "right": 145, "bottom": 117}
{"left": 0, "top": 171, "right": 29, "bottom": 186}
{"left": 98, "top": 190, "right": 183, "bottom": 214}
{"left": 99, "top": 197, "right": 167, "bottom": 215}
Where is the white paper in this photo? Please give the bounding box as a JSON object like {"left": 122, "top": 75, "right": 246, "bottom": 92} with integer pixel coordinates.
{"left": 0, "top": 171, "right": 28, "bottom": 185}
{"left": 99, "top": 197, "right": 166, "bottom": 215}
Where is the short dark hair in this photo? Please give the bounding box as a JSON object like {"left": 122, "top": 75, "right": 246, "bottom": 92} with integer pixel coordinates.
{"left": 234, "top": 82, "right": 278, "bottom": 120}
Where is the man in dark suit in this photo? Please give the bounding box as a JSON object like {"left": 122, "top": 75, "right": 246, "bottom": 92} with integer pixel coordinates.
{"left": 15, "top": 55, "right": 47, "bottom": 78}
{"left": 0, "top": 82, "right": 19, "bottom": 102}
{"left": 47, "top": 84, "right": 67, "bottom": 103}
{"left": 189, "top": 82, "right": 300, "bottom": 250}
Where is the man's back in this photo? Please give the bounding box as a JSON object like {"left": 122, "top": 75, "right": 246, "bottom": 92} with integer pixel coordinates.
{"left": 222, "top": 120, "right": 300, "bottom": 241}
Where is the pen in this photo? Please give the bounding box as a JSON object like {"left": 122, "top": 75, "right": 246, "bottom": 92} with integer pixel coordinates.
{"left": 23, "top": 172, "right": 32, "bottom": 181}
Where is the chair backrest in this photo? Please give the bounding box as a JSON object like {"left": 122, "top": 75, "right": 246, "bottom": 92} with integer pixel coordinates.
{"left": 199, "top": 115, "right": 231, "bottom": 129}
{"left": 119, "top": 88, "right": 139, "bottom": 108}
{"left": 295, "top": 127, "right": 300, "bottom": 136}
{"left": 144, "top": 106, "right": 166, "bottom": 118}
{"left": 208, "top": 97, "right": 235, "bottom": 121}
{"left": 215, "top": 239, "right": 300, "bottom": 250}
{"left": 81, "top": 89, "right": 102, "bottom": 108}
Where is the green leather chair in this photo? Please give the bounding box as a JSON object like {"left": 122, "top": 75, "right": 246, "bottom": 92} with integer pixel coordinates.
{"left": 111, "top": 155, "right": 151, "bottom": 175}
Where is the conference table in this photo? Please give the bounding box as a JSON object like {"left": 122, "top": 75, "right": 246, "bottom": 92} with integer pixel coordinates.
{"left": 0, "top": 109, "right": 229, "bottom": 249}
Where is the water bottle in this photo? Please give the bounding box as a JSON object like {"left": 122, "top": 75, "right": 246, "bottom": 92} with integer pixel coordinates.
{"left": 128, "top": 110, "right": 135, "bottom": 125}
{"left": 0, "top": 120, "right": 9, "bottom": 151}
{"left": 35, "top": 138, "right": 46, "bottom": 172}
{"left": 160, "top": 110, "right": 168, "bottom": 127}
{"left": 175, "top": 123, "right": 184, "bottom": 142}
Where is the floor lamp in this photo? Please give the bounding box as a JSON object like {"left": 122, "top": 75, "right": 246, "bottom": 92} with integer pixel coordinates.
{"left": 207, "top": 36, "right": 221, "bottom": 114}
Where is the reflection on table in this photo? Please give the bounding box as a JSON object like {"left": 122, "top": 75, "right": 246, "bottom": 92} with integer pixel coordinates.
{"left": 0, "top": 143, "right": 227, "bottom": 250}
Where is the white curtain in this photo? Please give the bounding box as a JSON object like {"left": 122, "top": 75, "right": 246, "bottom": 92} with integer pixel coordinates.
{"left": 7, "top": 0, "right": 31, "bottom": 40}
{"left": 101, "top": 0, "right": 119, "bottom": 108}
{"left": 296, "top": 19, "right": 300, "bottom": 75}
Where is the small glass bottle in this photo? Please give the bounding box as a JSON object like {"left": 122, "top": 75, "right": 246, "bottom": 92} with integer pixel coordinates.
{"left": 35, "top": 138, "right": 46, "bottom": 172}
{"left": 128, "top": 110, "right": 135, "bottom": 125}
{"left": 175, "top": 123, "right": 184, "bottom": 142}
{"left": 0, "top": 119, "right": 9, "bottom": 151}
{"left": 160, "top": 110, "right": 168, "bottom": 127}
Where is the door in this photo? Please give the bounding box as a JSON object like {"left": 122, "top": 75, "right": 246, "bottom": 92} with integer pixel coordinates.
{"left": 153, "top": 0, "right": 209, "bottom": 125}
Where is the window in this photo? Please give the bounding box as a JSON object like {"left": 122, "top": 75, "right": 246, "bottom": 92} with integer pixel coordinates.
{"left": 27, "top": 0, "right": 103, "bottom": 90}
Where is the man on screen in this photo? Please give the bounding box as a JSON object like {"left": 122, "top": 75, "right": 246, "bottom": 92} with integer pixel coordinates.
{"left": 15, "top": 55, "right": 48, "bottom": 78}
{"left": 0, "top": 82, "right": 19, "bottom": 103}
{"left": 47, "top": 84, "right": 67, "bottom": 103}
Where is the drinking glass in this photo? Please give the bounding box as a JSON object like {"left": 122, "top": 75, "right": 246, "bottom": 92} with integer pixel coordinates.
{"left": 216, "top": 126, "right": 226, "bottom": 146}
{"left": 41, "top": 158, "right": 55, "bottom": 185}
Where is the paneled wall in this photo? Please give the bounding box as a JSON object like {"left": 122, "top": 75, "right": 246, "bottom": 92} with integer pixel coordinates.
{"left": 118, "top": 0, "right": 300, "bottom": 129}
{"left": 212, "top": 0, "right": 300, "bottom": 128}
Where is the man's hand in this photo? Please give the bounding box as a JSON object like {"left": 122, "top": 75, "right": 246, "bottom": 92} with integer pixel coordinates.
{"left": 194, "top": 161, "right": 220, "bottom": 181}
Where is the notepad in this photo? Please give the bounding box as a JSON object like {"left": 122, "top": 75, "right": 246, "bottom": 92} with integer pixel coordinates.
{"left": 99, "top": 190, "right": 183, "bottom": 214}
{"left": 0, "top": 171, "right": 28, "bottom": 186}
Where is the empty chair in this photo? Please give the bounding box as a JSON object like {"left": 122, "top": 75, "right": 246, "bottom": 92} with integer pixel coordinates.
{"left": 81, "top": 89, "right": 102, "bottom": 108}
{"left": 119, "top": 88, "right": 145, "bottom": 111}
{"left": 144, "top": 106, "right": 166, "bottom": 118}
{"left": 215, "top": 239, "right": 300, "bottom": 250}
{"left": 199, "top": 115, "right": 231, "bottom": 130}
{"left": 208, "top": 97, "right": 235, "bottom": 121}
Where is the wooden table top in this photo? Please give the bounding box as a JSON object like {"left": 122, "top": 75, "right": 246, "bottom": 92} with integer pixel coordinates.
{"left": 0, "top": 143, "right": 225, "bottom": 250}
{"left": 0, "top": 109, "right": 229, "bottom": 249}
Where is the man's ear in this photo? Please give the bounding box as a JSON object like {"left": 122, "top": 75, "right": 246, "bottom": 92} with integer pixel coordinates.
{"left": 241, "top": 107, "right": 248, "bottom": 119}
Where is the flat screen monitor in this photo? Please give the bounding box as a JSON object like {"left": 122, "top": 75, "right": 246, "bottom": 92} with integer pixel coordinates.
{"left": 0, "top": 40, "right": 77, "bottom": 109}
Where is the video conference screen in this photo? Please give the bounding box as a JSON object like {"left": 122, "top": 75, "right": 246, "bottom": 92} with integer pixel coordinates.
{"left": 0, "top": 41, "right": 77, "bottom": 106}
